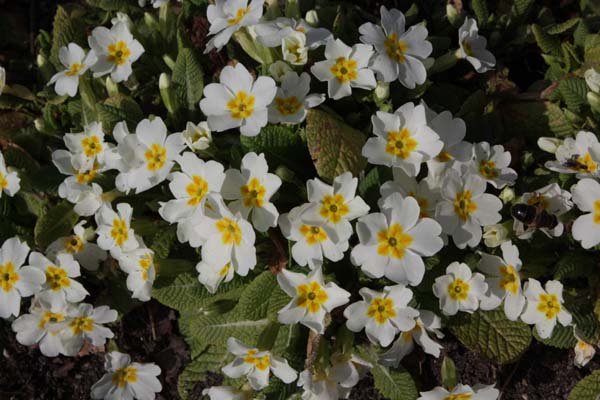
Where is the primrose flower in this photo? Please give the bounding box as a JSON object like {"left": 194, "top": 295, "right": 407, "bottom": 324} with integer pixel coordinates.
{"left": 269, "top": 61, "right": 293, "bottom": 82}
{"left": 477, "top": 241, "right": 526, "bottom": 321}
{"left": 435, "top": 171, "right": 502, "bottom": 249}
{"left": 352, "top": 195, "right": 443, "bottom": 286}
{"left": 379, "top": 310, "right": 444, "bottom": 366}
{"left": 200, "top": 63, "right": 276, "bottom": 136}
{"left": 574, "top": 328, "right": 596, "bottom": 368}
{"left": 282, "top": 31, "right": 308, "bottom": 65}
{"left": 203, "top": 386, "right": 252, "bottom": 400}
{"left": 196, "top": 258, "right": 234, "bottom": 294}
{"left": 482, "top": 223, "right": 510, "bottom": 248}
{"left": 254, "top": 17, "right": 332, "bottom": 49}
{"left": 71, "top": 183, "right": 114, "bottom": 217}
{"left": 268, "top": 71, "right": 325, "bottom": 125}
{"left": 545, "top": 131, "right": 600, "bottom": 178}
{"left": 48, "top": 43, "right": 97, "bottom": 97}
{"left": 63, "top": 121, "right": 111, "bottom": 173}
{"left": 221, "top": 152, "right": 282, "bottom": 232}
{"left": 344, "top": 285, "right": 419, "bottom": 347}
{"left": 585, "top": 67, "right": 600, "bottom": 93}
{"left": 52, "top": 149, "right": 102, "bottom": 205}
{"left": 276, "top": 267, "right": 350, "bottom": 334}
{"left": 456, "top": 17, "right": 496, "bottom": 73}
{"left": 329, "top": 353, "right": 373, "bottom": 391}
{"left": 28, "top": 252, "right": 88, "bottom": 307}
{"left": 359, "top": 6, "right": 432, "bottom": 88}
{"left": 118, "top": 247, "right": 157, "bottom": 301}
{"left": 571, "top": 178, "right": 600, "bottom": 249}
{"left": 297, "top": 369, "right": 351, "bottom": 400}
{"left": 204, "top": 0, "right": 264, "bottom": 53}
{"left": 95, "top": 203, "right": 139, "bottom": 259}
{"left": 61, "top": 303, "right": 117, "bottom": 356}
{"left": 311, "top": 38, "right": 376, "bottom": 100}
{"left": 0, "top": 237, "right": 44, "bottom": 319}
{"left": 88, "top": 22, "right": 144, "bottom": 82}
{"left": 379, "top": 169, "right": 440, "bottom": 219}
{"left": 469, "top": 142, "right": 517, "bottom": 189}
{"left": 520, "top": 279, "right": 572, "bottom": 339}
{"left": 47, "top": 221, "right": 107, "bottom": 271}
{"left": 91, "top": 351, "right": 162, "bottom": 400}
{"left": 0, "top": 151, "right": 20, "bottom": 198}
{"left": 182, "top": 121, "right": 212, "bottom": 151}
{"left": 513, "top": 183, "right": 572, "bottom": 239}
{"left": 222, "top": 337, "right": 298, "bottom": 390}
{"left": 433, "top": 262, "right": 488, "bottom": 316}
{"left": 362, "top": 103, "right": 443, "bottom": 177}
{"left": 418, "top": 383, "right": 500, "bottom": 400}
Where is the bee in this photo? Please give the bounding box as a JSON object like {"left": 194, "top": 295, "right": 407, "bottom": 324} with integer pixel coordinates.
{"left": 511, "top": 194, "right": 558, "bottom": 235}
{"left": 562, "top": 154, "right": 588, "bottom": 172}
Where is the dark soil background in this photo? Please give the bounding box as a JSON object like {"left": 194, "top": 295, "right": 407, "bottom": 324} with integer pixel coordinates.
{"left": 0, "top": 1, "right": 598, "bottom": 399}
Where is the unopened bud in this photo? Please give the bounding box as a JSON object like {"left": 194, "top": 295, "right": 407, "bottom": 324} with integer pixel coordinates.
{"left": 446, "top": 4, "right": 460, "bottom": 26}
{"left": 268, "top": 61, "right": 292, "bottom": 82}
{"left": 305, "top": 10, "right": 319, "bottom": 26}
{"left": 159, "top": 73, "right": 177, "bottom": 114}
{"left": 275, "top": 165, "right": 295, "bottom": 182}
{"left": 105, "top": 77, "right": 119, "bottom": 96}
{"left": 588, "top": 91, "right": 600, "bottom": 113}
{"left": 537, "top": 137, "right": 562, "bottom": 154}
{"left": 499, "top": 187, "right": 515, "bottom": 204}
{"left": 374, "top": 81, "right": 389, "bottom": 101}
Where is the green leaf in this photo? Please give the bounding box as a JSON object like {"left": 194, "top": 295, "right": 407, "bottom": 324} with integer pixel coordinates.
{"left": 150, "top": 226, "right": 177, "bottom": 259}
{"left": 554, "top": 252, "right": 591, "bottom": 280}
{"left": 568, "top": 370, "right": 600, "bottom": 400}
{"left": 441, "top": 356, "right": 458, "bottom": 391}
{"left": 584, "top": 34, "right": 600, "bottom": 64}
{"left": 559, "top": 78, "right": 588, "bottom": 113}
{"left": 512, "top": 0, "right": 534, "bottom": 20}
{"left": 85, "top": 0, "right": 135, "bottom": 11}
{"left": 177, "top": 344, "right": 231, "bottom": 399}
{"left": 172, "top": 48, "right": 204, "bottom": 111}
{"left": 34, "top": 201, "right": 79, "bottom": 249}
{"left": 304, "top": 109, "right": 368, "bottom": 183}
{"left": 531, "top": 24, "right": 561, "bottom": 56}
{"left": 546, "top": 18, "right": 581, "bottom": 35}
{"left": 471, "top": 0, "right": 489, "bottom": 26}
{"left": 546, "top": 102, "right": 576, "bottom": 137}
{"left": 233, "top": 28, "right": 278, "bottom": 65}
{"left": 533, "top": 323, "right": 577, "bottom": 348}
{"left": 97, "top": 94, "right": 144, "bottom": 132}
{"left": 50, "top": 7, "right": 86, "bottom": 70}
{"left": 449, "top": 310, "right": 532, "bottom": 364}
{"left": 240, "top": 125, "right": 305, "bottom": 168}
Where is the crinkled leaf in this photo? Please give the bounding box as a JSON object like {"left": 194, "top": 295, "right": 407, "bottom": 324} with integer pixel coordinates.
{"left": 97, "top": 94, "right": 144, "bottom": 132}
{"left": 533, "top": 323, "right": 577, "bottom": 349}
{"left": 34, "top": 201, "right": 78, "bottom": 249}
{"left": 568, "top": 370, "right": 600, "bottom": 400}
{"left": 172, "top": 48, "right": 204, "bottom": 111}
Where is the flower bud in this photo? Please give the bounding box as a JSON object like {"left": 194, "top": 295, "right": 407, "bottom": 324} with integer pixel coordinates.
{"left": 159, "top": 73, "right": 177, "bottom": 114}
{"left": 537, "top": 137, "right": 562, "bottom": 154}
{"left": 105, "top": 77, "right": 119, "bottom": 97}
{"left": 268, "top": 61, "right": 293, "bottom": 82}
{"left": 374, "top": 81, "right": 389, "bottom": 101}
{"left": 585, "top": 68, "right": 600, "bottom": 93}
{"left": 446, "top": 4, "right": 460, "bottom": 26}
{"left": 483, "top": 223, "right": 510, "bottom": 248}
{"left": 499, "top": 187, "right": 515, "bottom": 204}
{"left": 305, "top": 10, "right": 319, "bottom": 26}
{"left": 587, "top": 91, "right": 600, "bottom": 113}
{"left": 275, "top": 165, "right": 295, "bottom": 182}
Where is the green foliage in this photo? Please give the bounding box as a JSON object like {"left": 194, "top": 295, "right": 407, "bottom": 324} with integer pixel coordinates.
{"left": 172, "top": 48, "right": 204, "bottom": 112}
{"left": 533, "top": 323, "right": 577, "bottom": 349}
{"left": 97, "top": 94, "right": 144, "bottom": 132}
{"left": 358, "top": 345, "right": 418, "bottom": 400}
{"left": 568, "top": 370, "right": 600, "bottom": 400}
{"left": 50, "top": 6, "right": 86, "bottom": 69}
{"left": 34, "top": 201, "right": 78, "bottom": 249}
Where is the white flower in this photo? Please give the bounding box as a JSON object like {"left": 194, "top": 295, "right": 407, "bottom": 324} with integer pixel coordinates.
{"left": 95, "top": 203, "right": 139, "bottom": 259}
{"left": 482, "top": 223, "right": 509, "bottom": 248}
{"left": 0, "top": 151, "right": 20, "bottom": 198}
{"left": 74, "top": 183, "right": 114, "bottom": 217}
{"left": 12, "top": 294, "right": 71, "bottom": 357}
{"left": 379, "top": 169, "right": 441, "bottom": 219}
{"left": 159, "top": 152, "right": 225, "bottom": 243}
{"left": 88, "top": 22, "right": 144, "bottom": 82}
{"left": 329, "top": 353, "right": 372, "bottom": 390}
{"left": 203, "top": 386, "right": 251, "bottom": 400}
{"left": 469, "top": 142, "right": 517, "bottom": 189}
{"left": 351, "top": 195, "right": 443, "bottom": 286}
{"left": 91, "top": 351, "right": 162, "bottom": 400}
{"left": 279, "top": 204, "right": 346, "bottom": 270}
{"left": 574, "top": 328, "right": 596, "bottom": 368}
{"left": 47, "top": 221, "right": 107, "bottom": 271}
{"left": 277, "top": 267, "right": 350, "bottom": 333}
{"left": 513, "top": 183, "right": 572, "bottom": 239}
{"left": 435, "top": 171, "right": 502, "bottom": 249}
{"left": 139, "top": 0, "right": 170, "bottom": 8}
{"left": 457, "top": 17, "right": 496, "bottom": 73}
{"left": 282, "top": 31, "right": 308, "bottom": 65}
{"left": 297, "top": 369, "right": 351, "bottom": 400}
{"left": 545, "top": 131, "right": 600, "bottom": 178}
{"left": 63, "top": 121, "right": 112, "bottom": 171}
{"left": 48, "top": 43, "right": 97, "bottom": 97}
{"left": 0, "top": 237, "right": 44, "bottom": 319}
{"left": 268, "top": 71, "right": 325, "bottom": 125}
{"left": 200, "top": 63, "right": 276, "bottom": 136}
{"left": 477, "top": 241, "right": 526, "bottom": 321}
{"left": 60, "top": 303, "right": 117, "bottom": 356}
{"left": 418, "top": 383, "right": 499, "bottom": 400}
{"left": 344, "top": 285, "right": 419, "bottom": 347}
{"left": 118, "top": 248, "right": 156, "bottom": 301}
{"left": 311, "top": 38, "right": 376, "bottom": 100}
{"left": 222, "top": 337, "right": 298, "bottom": 390}
{"left": 196, "top": 259, "right": 234, "bottom": 294}
{"left": 182, "top": 121, "right": 212, "bottom": 151}
{"left": 194, "top": 199, "right": 256, "bottom": 275}
{"left": 221, "top": 152, "right": 281, "bottom": 232}
{"left": 268, "top": 60, "right": 293, "bottom": 82}
{"left": 113, "top": 117, "right": 186, "bottom": 194}
{"left": 52, "top": 149, "right": 102, "bottom": 201}
{"left": 379, "top": 310, "right": 444, "bottom": 366}
{"left": 254, "top": 17, "right": 331, "bottom": 49}
{"left": 433, "top": 262, "right": 488, "bottom": 316}
{"left": 204, "top": 0, "right": 264, "bottom": 53}
{"left": 362, "top": 103, "right": 443, "bottom": 176}
{"left": 571, "top": 178, "right": 600, "bottom": 248}
{"left": 359, "top": 6, "right": 432, "bottom": 88}
{"left": 110, "top": 12, "right": 133, "bottom": 30}
{"left": 537, "top": 137, "right": 563, "bottom": 154}
{"left": 28, "top": 252, "right": 89, "bottom": 307}
{"left": 585, "top": 67, "right": 600, "bottom": 93}
{"left": 520, "top": 279, "right": 572, "bottom": 339}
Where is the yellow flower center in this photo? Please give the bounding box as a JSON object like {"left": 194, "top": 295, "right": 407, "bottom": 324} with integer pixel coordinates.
{"left": 462, "top": 40, "right": 474, "bottom": 57}
{"left": 275, "top": 96, "right": 302, "bottom": 116}
{"left": 499, "top": 265, "right": 519, "bottom": 295}
{"left": 296, "top": 281, "right": 329, "bottom": 313}
{"left": 243, "top": 350, "right": 271, "bottom": 371}
{"left": 286, "top": 43, "right": 303, "bottom": 60}
{"left": 526, "top": 195, "right": 549, "bottom": 209}
{"left": 112, "top": 367, "right": 138, "bottom": 388}
{"left": 76, "top": 163, "right": 98, "bottom": 184}
{"left": 219, "top": 263, "right": 231, "bottom": 277}
{"left": 107, "top": 41, "right": 131, "bottom": 65}
{"left": 216, "top": 218, "right": 242, "bottom": 245}
{"left": 479, "top": 160, "right": 498, "bottom": 180}
{"left": 64, "top": 235, "right": 85, "bottom": 254}
{"left": 445, "top": 394, "right": 473, "bottom": 400}
{"left": 139, "top": 252, "right": 153, "bottom": 281}
{"left": 594, "top": 201, "right": 600, "bottom": 224}
{"left": 447, "top": 278, "right": 470, "bottom": 301}
{"left": 300, "top": 224, "right": 327, "bottom": 245}
{"left": 0, "top": 262, "right": 19, "bottom": 292}
{"left": 537, "top": 293, "right": 561, "bottom": 320}
{"left": 110, "top": 218, "right": 129, "bottom": 247}
{"left": 191, "top": 130, "right": 209, "bottom": 142}
{"left": 385, "top": 128, "right": 417, "bottom": 159}
{"left": 81, "top": 135, "right": 103, "bottom": 158}
{"left": 377, "top": 224, "right": 413, "bottom": 259}
{"left": 319, "top": 194, "right": 349, "bottom": 224}
{"left": 453, "top": 190, "right": 477, "bottom": 221}
{"left": 186, "top": 175, "right": 209, "bottom": 206}
{"left": 227, "top": 7, "right": 250, "bottom": 25}
{"left": 240, "top": 177, "right": 266, "bottom": 208}
{"left": 0, "top": 171, "right": 7, "bottom": 189}
{"left": 384, "top": 32, "right": 408, "bottom": 64}
{"left": 70, "top": 316, "right": 94, "bottom": 335}
{"left": 227, "top": 91, "right": 255, "bottom": 119}
{"left": 576, "top": 153, "right": 597, "bottom": 173}
{"left": 65, "top": 63, "right": 85, "bottom": 77}
{"left": 330, "top": 57, "right": 357, "bottom": 83}
{"left": 145, "top": 143, "right": 167, "bottom": 171}
{"left": 436, "top": 150, "right": 453, "bottom": 163}
{"left": 45, "top": 266, "right": 70, "bottom": 291}
{"left": 367, "top": 297, "right": 396, "bottom": 324}
{"left": 38, "top": 311, "right": 65, "bottom": 329}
